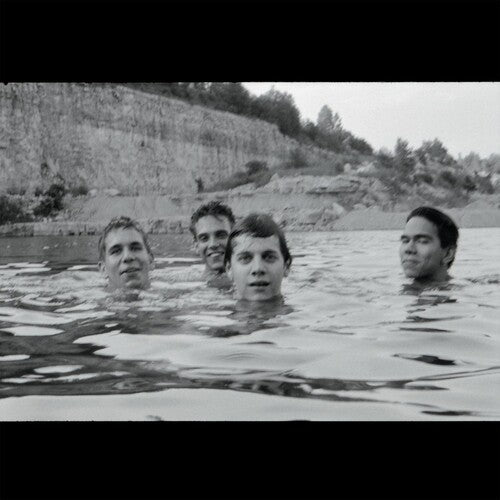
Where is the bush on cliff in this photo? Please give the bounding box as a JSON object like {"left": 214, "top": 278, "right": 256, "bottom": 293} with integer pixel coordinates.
{"left": 284, "top": 148, "right": 309, "bottom": 169}
{"left": 206, "top": 161, "right": 273, "bottom": 192}
{"left": 33, "top": 183, "right": 66, "bottom": 217}
{"left": 69, "top": 182, "right": 89, "bottom": 197}
{"left": 0, "top": 195, "right": 32, "bottom": 225}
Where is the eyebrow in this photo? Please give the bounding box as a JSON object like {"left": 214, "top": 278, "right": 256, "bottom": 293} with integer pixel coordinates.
{"left": 400, "top": 233, "right": 434, "bottom": 239}
{"left": 235, "top": 250, "right": 253, "bottom": 256}
{"left": 235, "top": 249, "right": 279, "bottom": 256}
{"left": 108, "top": 241, "right": 143, "bottom": 251}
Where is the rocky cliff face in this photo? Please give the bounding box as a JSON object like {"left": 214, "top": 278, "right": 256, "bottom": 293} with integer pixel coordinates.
{"left": 0, "top": 83, "right": 338, "bottom": 195}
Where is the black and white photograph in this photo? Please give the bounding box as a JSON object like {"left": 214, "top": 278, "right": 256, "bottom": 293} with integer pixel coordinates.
{"left": 0, "top": 81, "right": 499, "bottom": 421}
{"left": 1, "top": 2, "right": 500, "bottom": 499}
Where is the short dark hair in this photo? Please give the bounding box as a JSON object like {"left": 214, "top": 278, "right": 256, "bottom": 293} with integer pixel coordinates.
{"left": 189, "top": 201, "right": 235, "bottom": 238}
{"left": 224, "top": 213, "right": 292, "bottom": 268}
{"left": 407, "top": 206, "right": 459, "bottom": 267}
{"left": 98, "top": 216, "right": 153, "bottom": 261}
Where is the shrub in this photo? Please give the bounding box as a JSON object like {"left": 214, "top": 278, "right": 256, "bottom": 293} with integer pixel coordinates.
{"left": 33, "top": 182, "right": 66, "bottom": 217}
{"left": 252, "top": 168, "right": 273, "bottom": 187}
{"left": 245, "top": 160, "right": 268, "bottom": 176}
{"left": 285, "top": 148, "right": 308, "bottom": 169}
{"left": 331, "top": 158, "right": 345, "bottom": 175}
{"left": 439, "top": 170, "right": 457, "bottom": 187}
{"left": 0, "top": 195, "right": 32, "bottom": 225}
{"left": 474, "top": 174, "right": 494, "bottom": 194}
{"left": 205, "top": 171, "right": 250, "bottom": 192}
{"left": 413, "top": 172, "right": 434, "bottom": 185}
{"left": 462, "top": 175, "right": 476, "bottom": 193}
{"left": 69, "top": 183, "right": 89, "bottom": 197}
{"left": 6, "top": 185, "right": 27, "bottom": 196}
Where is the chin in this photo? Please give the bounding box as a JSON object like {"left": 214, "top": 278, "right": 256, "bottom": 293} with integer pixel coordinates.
{"left": 124, "top": 279, "right": 147, "bottom": 290}
{"left": 208, "top": 265, "right": 224, "bottom": 274}
{"left": 244, "top": 291, "right": 279, "bottom": 302}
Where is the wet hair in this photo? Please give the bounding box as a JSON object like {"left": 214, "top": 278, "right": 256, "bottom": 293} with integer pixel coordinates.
{"left": 98, "top": 216, "right": 153, "bottom": 261}
{"left": 407, "top": 206, "right": 459, "bottom": 267}
{"left": 224, "top": 213, "right": 292, "bottom": 268}
{"left": 189, "top": 201, "right": 235, "bottom": 238}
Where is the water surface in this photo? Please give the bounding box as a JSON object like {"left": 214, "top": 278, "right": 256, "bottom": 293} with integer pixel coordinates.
{"left": 1, "top": 229, "right": 499, "bottom": 420}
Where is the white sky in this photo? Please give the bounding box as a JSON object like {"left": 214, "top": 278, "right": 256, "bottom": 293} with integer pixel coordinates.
{"left": 242, "top": 82, "right": 500, "bottom": 158}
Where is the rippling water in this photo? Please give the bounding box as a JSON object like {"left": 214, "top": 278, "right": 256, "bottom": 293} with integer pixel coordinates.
{"left": 0, "top": 228, "right": 499, "bottom": 420}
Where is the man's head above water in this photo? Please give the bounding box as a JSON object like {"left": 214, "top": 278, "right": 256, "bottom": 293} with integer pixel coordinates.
{"left": 98, "top": 216, "right": 154, "bottom": 291}
{"left": 224, "top": 213, "right": 292, "bottom": 302}
{"left": 190, "top": 201, "right": 235, "bottom": 276}
{"left": 400, "top": 206, "right": 459, "bottom": 283}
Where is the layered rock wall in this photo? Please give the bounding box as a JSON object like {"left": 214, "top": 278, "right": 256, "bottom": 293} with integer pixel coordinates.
{"left": 0, "top": 83, "right": 338, "bottom": 195}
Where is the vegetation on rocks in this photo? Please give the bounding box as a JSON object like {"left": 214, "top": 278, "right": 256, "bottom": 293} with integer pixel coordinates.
{"left": 0, "top": 182, "right": 68, "bottom": 226}
{"left": 0, "top": 195, "right": 33, "bottom": 225}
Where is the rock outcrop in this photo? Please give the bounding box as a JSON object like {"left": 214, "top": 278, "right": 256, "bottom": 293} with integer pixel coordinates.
{"left": 0, "top": 83, "right": 340, "bottom": 196}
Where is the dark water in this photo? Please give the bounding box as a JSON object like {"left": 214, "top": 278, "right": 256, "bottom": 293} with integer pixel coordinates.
{"left": 0, "top": 229, "right": 499, "bottom": 420}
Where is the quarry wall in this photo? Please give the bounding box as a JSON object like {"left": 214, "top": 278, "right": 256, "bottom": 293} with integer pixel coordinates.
{"left": 0, "top": 83, "right": 338, "bottom": 195}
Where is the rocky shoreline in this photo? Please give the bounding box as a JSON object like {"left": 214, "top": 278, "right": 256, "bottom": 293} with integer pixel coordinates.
{"left": 2, "top": 205, "right": 500, "bottom": 237}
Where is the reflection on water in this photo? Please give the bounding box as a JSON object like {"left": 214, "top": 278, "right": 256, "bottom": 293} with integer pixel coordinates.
{"left": 0, "top": 229, "right": 500, "bottom": 420}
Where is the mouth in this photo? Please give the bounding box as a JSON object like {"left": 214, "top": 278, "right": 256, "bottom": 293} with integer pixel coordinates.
{"left": 121, "top": 268, "right": 141, "bottom": 275}
{"left": 249, "top": 281, "right": 270, "bottom": 287}
{"left": 402, "top": 259, "right": 419, "bottom": 265}
{"left": 207, "top": 251, "right": 224, "bottom": 258}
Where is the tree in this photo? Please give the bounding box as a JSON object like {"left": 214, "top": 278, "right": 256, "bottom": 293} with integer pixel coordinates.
{"left": 315, "top": 105, "right": 347, "bottom": 153}
{"left": 208, "top": 82, "right": 252, "bottom": 115}
{"left": 394, "top": 138, "right": 416, "bottom": 174}
{"left": 302, "top": 120, "right": 318, "bottom": 142}
{"left": 250, "top": 88, "right": 302, "bottom": 137}
{"left": 415, "top": 138, "right": 455, "bottom": 166}
{"left": 348, "top": 135, "right": 373, "bottom": 155}
{"left": 317, "top": 105, "right": 342, "bottom": 135}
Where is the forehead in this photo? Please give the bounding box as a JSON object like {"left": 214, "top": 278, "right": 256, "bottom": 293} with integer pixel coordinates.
{"left": 232, "top": 234, "right": 281, "bottom": 254}
{"left": 195, "top": 215, "right": 232, "bottom": 235}
{"left": 403, "top": 216, "right": 439, "bottom": 237}
{"left": 105, "top": 227, "right": 146, "bottom": 248}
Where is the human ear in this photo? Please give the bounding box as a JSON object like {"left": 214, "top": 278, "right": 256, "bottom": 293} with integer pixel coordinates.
{"left": 225, "top": 262, "right": 233, "bottom": 280}
{"left": 283, "top": 259, "right": 291, "bottom": 277}
{"left": 443, "top": 246, "right": 456, "bottom": 267}
{"left": 193, "top": 239, "right": 201, "bottom": 256}
{"left": 98, "top": 261, "right": 107, "bottom": 277}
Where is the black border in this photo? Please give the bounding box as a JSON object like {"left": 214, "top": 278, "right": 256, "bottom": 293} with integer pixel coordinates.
{"left": 1, "top": 421, "right": 499, "bottom": 500}
{"left": 1, "top": 0, "right": 500, "bottom": 81}
{"left": 1, "top": 1, "right": 499, "bottom": 500}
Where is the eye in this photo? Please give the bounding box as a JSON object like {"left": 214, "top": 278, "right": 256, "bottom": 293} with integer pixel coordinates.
{"left": 110, "top": 247, "right": 121, "bottom": 255}
{"left": 418, "top": 237, "right": 430, "bottom": 244}
{"left": 131, "top": 244, "right": 143, "bottom": 252}
{"left": 198, "top": 235, "right": 208, "bottom": 242}
{"left": 264, "top": 254, "right": 278, "bottom": 262}
{"left": 400, "top": 237, "right": 409, "bottom": 243}
{"left": 215, "top": 231, "right": 228, "bottom": 239}
{"left": 237, "top": 255, "right": 251, "bottom": 263}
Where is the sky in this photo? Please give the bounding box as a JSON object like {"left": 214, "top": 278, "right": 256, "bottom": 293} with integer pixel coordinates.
{"left": 242, "top": 82, "right": 500, "bottom": 159}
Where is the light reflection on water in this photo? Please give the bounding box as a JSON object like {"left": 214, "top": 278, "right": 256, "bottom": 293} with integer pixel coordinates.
{"left": 0, "top": 228, "right": 499, "bottom": 420}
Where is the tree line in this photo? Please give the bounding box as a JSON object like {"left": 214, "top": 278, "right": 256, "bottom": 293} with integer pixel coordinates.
{"left": 121, "top": 82, "right": 374, "bottom": 156}
{"left": 119, "top": 82, "right": 499, "bottom": 190}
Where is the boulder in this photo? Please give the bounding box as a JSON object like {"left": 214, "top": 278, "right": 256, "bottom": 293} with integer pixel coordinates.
{"left": 103, "top": 188, "right": 121, "bottom": 197}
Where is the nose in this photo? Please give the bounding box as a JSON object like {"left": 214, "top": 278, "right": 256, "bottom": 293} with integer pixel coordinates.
{"left": 122, "top": 247, "right": 134, "bottom": 262}
{"left": 404, "top": 239, "right": 416, "bottom": 254}
{"left": 208, "top": 235, "right": 218, "bottom": 248}
{"left": 250, "top": 256, "right": 265, "bottom": 276}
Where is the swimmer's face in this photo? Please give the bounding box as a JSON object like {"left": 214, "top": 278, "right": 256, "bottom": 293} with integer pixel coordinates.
{"left": 399, "top": 216, "right": 455, "bottom": 281}
{"left": 227, "top": 234, "right": 290, "bottom": 302}
{"left": 194, "top": 215, "right": 232, "bottom": 274}
{"left": 99, "top": 228, "right": 153, "bottom": 291}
